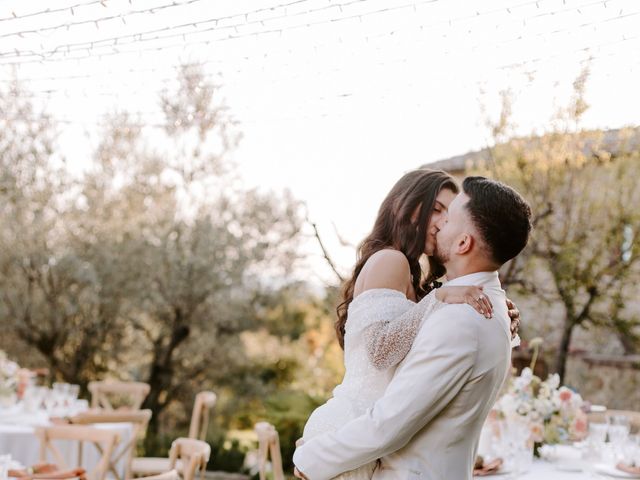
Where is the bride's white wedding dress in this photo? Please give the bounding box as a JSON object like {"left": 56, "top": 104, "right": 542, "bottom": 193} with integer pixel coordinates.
{"left": 302, "top": 288, "right": 445, "bottom": 480}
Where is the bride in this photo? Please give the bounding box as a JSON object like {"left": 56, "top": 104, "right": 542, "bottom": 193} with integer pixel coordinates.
{"left": 298, "top": 169, "right": 520, "bottom": 480}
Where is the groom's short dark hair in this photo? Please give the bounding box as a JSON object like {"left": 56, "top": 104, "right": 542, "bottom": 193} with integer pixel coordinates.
{"left": 462, "top": 176, "right": 532, "bottom": 265}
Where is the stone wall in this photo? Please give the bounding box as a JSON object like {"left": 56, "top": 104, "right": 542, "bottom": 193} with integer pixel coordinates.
{"left": 565, "top": 354, "right": 640, "bottom": 411}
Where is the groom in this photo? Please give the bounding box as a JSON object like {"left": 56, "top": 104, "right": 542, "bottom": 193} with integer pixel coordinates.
{"left": 293, "top": 176, "right": 532, "bottom": 480}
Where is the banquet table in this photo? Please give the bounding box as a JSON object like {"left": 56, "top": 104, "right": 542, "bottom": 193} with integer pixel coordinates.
{"left": 476, "top": 418, "right": 640, "bottom": 479}
{"left": 0, "top": 406, "right": 133, "bottom": 478}
{"left": 480, "top": 458, "right": 634, "bottom": 478}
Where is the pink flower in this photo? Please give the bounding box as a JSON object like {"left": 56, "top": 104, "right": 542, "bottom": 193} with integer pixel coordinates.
{"left": 559, "top": 389, "right": 572, "bottom": 402}
{"left": 570, "top": 410, "right": 588, "bottom": 440}
{"left": 530, "top": 422, "right": 544, "bottom": 443}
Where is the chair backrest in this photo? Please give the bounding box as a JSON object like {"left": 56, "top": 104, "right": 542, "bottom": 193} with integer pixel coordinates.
{"left": 88, "top": 381, "right": 150, "bottom": 410}
{"left": 137, "top": 470, "right": 180, "bottom": 480}
{"left": 70, "top": 409, "right": 153, "bottom": 480}
{"left": 168, "top": 438, "right": 211, "bottom": 480}
{"left": 254, "top": 422, "right": 284, "bottom": 480}
{"left": 188, "top": 391, "right": 217, "bottom": 441}
{"left": 36, "top": 425, "right": 120, "bottom": 480}
{"left": 588, "top": 409, "right": 640, "bottom": 434}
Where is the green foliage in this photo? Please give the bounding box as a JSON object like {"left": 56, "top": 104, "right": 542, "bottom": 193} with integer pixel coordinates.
{"left": 141, "top": 430, "right": 175, "bottom": 458}
{"left": 210, "top": 438, "right": 248, "bottom": 473}
{"left": 263, "top": 390, "right": 326, "bottom": 471}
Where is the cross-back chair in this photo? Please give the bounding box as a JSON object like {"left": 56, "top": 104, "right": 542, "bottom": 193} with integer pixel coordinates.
{"left": 70, "top": 409, "right": 152, "bottom": 480}
{"left": 88, "top": 381, "right": 150, "bottom": 411}
{"left": 168, "top": 438, "right": 210, "bottom": 480}
{"left": 35, "top": 425, "right": 120, "bottom": 480}
{"left": 131, "top": 392, "right": 216, "bottom": 478}
{"left": 254, "top": 422, "right": 284, "bottom": 480}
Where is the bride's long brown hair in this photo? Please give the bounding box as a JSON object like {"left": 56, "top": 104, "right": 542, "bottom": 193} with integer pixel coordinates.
{"left": 335, "top": 169, "right": 458, "bottom": 349}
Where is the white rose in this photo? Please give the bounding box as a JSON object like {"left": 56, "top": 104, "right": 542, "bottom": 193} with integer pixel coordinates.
{"left": 547, "top": 373, "right": 560, "bottom": 389}
{"left": 517, "top": 402, "right": 532, "bottom": 415}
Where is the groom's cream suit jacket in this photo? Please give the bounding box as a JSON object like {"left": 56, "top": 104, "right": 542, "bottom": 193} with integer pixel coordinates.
{"left": 294, "top": 271, "right": 512, "bottom": 480}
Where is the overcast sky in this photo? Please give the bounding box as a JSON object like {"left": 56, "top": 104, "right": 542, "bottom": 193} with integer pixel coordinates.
{"left": 1, "top": 0, "right": 639, "bottom": 283}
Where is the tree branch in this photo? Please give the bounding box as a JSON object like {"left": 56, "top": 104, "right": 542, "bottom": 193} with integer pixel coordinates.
{"left": 306, "top": 215, "right": 344, "bottom": 284}
{"left": 532, "top": 203, "right": 553, "bottom": 228}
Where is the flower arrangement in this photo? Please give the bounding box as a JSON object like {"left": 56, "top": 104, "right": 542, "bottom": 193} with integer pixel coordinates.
{"left": 495, "top": 366, "right": 588, "bottom": 445}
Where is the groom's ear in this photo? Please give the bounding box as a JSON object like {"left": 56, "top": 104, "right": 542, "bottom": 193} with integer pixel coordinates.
{"left": 456, "top": 233, "right": 474, "bottom": 255}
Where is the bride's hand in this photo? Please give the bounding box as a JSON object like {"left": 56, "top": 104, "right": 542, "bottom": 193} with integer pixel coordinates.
{"left": 506, "top": 298, "right": 520, "bottom": 340}
{"left": 435, "top": 286, "right": 493, "bottom": 318}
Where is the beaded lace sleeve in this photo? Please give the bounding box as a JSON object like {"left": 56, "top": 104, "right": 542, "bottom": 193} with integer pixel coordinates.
{"left": 363, "top": 290, "right": 445, "bottom": 370}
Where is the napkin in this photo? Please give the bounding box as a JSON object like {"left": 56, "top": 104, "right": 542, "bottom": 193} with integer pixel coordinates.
{"left": 9, "top": 463, "right": 86, "bottom": 480}
{"left": 473, "top": 457, "right": 503, "bottom": 476}
{"left": 617, "top": 463, "right": 640, "bottom": 475}
{"left": 9, "top": 462, "right": 58, "bottom": 476}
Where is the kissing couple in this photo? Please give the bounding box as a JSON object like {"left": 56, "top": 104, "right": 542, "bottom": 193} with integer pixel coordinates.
{"left": 294, "top": 170, "right": 532, "bottom": 480}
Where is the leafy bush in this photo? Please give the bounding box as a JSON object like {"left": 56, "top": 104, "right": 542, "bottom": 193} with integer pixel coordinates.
{"left": 263, "top": 390, "right": 325, "bottom": 471}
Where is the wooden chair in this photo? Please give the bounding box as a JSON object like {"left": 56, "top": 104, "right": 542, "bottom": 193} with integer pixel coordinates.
{"left": 588, "top": 409, "right": 640, "bottom": 434}
{"left": 131, "top": 392, "right": 216, "bottom": 477}
{"left": 70, "top": 409, "right": 152, "bottom": 480}
{"left": 35, "top": 425, "right": 120, "bottom": 480}
{"left": 88, "top": 381, "right": 150, "bottom": 410}
{"left": 168, "top": 438, "right": 210, "bottom": 480}
{"left": 188, "top": 392, "right": 217, "bottom": 441}
{"left": 254, "top": 422, "right": 284, "bottom": 480}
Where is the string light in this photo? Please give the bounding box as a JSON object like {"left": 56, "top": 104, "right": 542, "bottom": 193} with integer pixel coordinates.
{"left": 0, "top": 0, "right": 104, "bottom": 23}
{"left": 7, "top": 36, "right": 638, "bottom": 102}
{"left": 0, "top": 0, "right": 631, "bottom": 65}
{"left": 0, "top": 0, "right": 373, "bottom": 58}
{"left": 5, "top": 56, "right": 638, "bottom": 128}
{"left": 0, "top": 0, "right": 210, "bottom": 39}
{"left": 0, "top": 0, "right": 313, "bottom": 38}
{"left": 0, "top": 0, "right": 426, "bottom": 59}
{"left": 0, "top": 0, "right": 637, "bottom": 131}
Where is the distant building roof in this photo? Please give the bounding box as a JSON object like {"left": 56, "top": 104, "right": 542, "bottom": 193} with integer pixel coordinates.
{"left": 422, "top": 127, "right": 640, "bottom": 174}
{"left": 423, "top": 149, "right": 487, "bottom": 174}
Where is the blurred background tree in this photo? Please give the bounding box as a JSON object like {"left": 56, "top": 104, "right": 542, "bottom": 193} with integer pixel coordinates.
{"left": 0, "top": 65, "right": 344, "bottom": 472}
{"left": 475, "top": 69, "right": 640, "bottom": 382}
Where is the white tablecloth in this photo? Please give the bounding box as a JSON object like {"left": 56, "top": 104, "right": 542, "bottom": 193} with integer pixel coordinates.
{"left": 517, "top": 460, "right": 584, "bottom": 478}
{"left": 0, "top": 408, "right": 132, "bottom": 478}
{"left": 477, "top": 423, "right": 638, "bottom": 478}
{"left": 478, "top": 458, "right": 638, "bottom": 479}
{"left": 503, "top": 459, "right": 598, "bottom": 478}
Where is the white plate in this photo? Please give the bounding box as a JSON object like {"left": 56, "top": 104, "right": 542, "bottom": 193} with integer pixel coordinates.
{"left": 590, "top": 404, "right": 607, "bottom": 413}
{"left": 594, "top": 463, "right": 640, "bottom": 478}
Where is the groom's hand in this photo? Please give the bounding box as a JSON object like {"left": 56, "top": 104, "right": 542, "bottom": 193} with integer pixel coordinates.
{"left": 506, "top": 298, "right": 520, "bottom": 339}
{"left": 294, "top": 467, "right": 309, "bottom": 479}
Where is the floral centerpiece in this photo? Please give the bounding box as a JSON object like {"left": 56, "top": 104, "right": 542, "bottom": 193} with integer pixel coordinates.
{"left": 494, "top": 366, "right": 588, "bottom": 448}
{"left": 0, "top": 350, "right": 19, "bottom": 407}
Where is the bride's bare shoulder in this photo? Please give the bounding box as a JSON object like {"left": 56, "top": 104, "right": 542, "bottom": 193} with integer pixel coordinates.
{"left": 355, "top": 249, "right": 411, "bottom": 296}
{"left": 366, "top": 249, "right": 409, "bottom": 268}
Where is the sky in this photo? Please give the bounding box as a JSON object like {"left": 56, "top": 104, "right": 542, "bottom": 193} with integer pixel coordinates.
{"left": 1, "top": 0, "right": 639, "bottom": 283}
